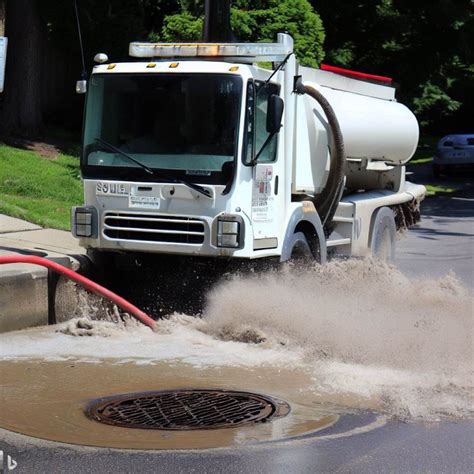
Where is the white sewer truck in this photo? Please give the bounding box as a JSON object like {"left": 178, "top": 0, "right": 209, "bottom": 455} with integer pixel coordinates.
{"left": 72, "top": 32, "right": 425, "bottom": 265}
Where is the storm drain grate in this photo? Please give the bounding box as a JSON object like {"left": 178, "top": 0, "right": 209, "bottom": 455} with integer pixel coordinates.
{"left": 86, "top": 389, "right": 290, "bottom": 430}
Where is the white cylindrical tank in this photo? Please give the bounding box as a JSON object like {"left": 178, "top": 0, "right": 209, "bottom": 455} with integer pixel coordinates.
{"left": 303, "top": 81, "right": 419, "bottom": 165}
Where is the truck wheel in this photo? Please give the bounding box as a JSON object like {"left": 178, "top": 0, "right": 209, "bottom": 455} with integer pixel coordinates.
{"left": 289, "top": 232, "right": 319, "bottom": 263}
{"left": 370, "top": 207, "right": 396, "bottom": 262}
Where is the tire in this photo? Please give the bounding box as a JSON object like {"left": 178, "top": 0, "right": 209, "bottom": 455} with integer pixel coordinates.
{"left": 86, "top": 248, "right": 115, "bottom": 266}
{"left": 288, "top": 232, "right": 320, "bottom": 263}
{"left": 370, "top": 207, "right": 396, "bottom": 262}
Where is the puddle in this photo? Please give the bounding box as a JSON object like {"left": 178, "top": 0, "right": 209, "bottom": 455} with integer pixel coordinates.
{"left": 0, "top": 359, "right": 343, "bottom": 449}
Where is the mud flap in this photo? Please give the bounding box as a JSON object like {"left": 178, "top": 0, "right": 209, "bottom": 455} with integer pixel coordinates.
{"left": 393, "top": 198, "right": 422, "bottom": 231}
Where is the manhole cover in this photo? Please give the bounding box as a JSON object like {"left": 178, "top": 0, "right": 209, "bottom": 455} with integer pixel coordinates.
{"left": 86, "top": 389, "right": 290, "bottom": 431}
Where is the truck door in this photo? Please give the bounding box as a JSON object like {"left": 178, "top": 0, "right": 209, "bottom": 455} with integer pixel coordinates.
{"left": 245, "top": 81, "right": 285, "bottom": 248}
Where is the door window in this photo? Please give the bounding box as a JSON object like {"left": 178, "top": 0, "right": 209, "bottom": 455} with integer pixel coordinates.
{"left": 243, "top": 81, "right": 280, "bottom": 164}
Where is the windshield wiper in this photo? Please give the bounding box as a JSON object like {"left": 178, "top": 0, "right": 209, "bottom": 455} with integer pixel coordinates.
{"left": 94, "top": 138, "right": 212, "bottom": 199}
{"left": 95, "top": 138, "right": 155, "bottom": 175}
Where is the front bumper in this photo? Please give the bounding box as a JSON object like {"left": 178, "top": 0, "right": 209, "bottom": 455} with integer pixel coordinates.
{"left": 72, "top": 207, "right": 251, "bottom": 258}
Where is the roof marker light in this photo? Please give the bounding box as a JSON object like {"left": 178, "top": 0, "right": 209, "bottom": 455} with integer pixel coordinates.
{"left": 147, "top": 63, "right": 156, "bottom": 68}
{"left": 169, "top": 62, "right": 179, "bottom": 68}
{"left": 321, "top": 64, "right": 393, "bottom": 84}
{"left": 107, "top": 63, "right": 116, "bottom": 70}
{"left": 229, "top": 66, "right": 239, "bottom": 72}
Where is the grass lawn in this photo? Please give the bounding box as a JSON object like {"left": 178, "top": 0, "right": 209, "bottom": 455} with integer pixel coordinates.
{"left": 0, "top": 144, "right": 83, "bottom": 230}
{"left": 425, "top": 183, "right": 459, "bottom": 197}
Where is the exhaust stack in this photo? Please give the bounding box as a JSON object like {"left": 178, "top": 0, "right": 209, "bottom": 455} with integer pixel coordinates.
{"left": 203, "top": 0, "right": 235, "bottom": 42}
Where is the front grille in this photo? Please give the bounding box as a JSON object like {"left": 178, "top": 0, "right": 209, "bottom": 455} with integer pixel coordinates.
{"left": 103, "top": 213, "right": 205, "bottom": 244}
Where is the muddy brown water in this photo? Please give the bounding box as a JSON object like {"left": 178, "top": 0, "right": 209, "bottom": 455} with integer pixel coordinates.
{"left": 1, "top": 260, "right": 472, "bottom": 449}
{"left": 0, "top": 359, "right": 366, "bottom": 450}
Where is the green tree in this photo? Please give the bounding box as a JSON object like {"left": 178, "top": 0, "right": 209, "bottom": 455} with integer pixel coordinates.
{"left": 233, "top": 0, "right": 325, "bottom": 67}
{"left": 153, "top": 0, "right": 325, "bottom": 67}
{"left": 160, "top": 11, "right": 203, "bottom": 42}
{"left": 313, "top": 0, "right": 474, "bottom": 132}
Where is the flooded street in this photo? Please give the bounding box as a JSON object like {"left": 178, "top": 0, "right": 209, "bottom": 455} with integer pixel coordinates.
{"left": 1, "top": 190, "right": 473, "bottom": 471}
{"left": 0, "top": 260, "right": 472, "bottom": 452}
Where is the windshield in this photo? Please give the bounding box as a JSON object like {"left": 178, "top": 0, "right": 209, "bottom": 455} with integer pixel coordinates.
{"left": 82, "top": 73, "right": 242, "bottom": 184}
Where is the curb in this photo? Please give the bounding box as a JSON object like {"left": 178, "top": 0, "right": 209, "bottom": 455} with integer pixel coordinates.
{"left": 0, "top": 264, "right": 48, "bottom": 333}
{"left": 0, "top": 215, "right": 88, "bottom": 333}
{"left": 0, "top": 254, "right": 90, "bottom": 334}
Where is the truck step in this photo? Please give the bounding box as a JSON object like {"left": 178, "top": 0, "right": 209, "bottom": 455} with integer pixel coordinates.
{"left": 326, "top": 238, "right": 351, "bottom": 247}
{"left": 331, "top": 216, "right": 354, "bottom": 223}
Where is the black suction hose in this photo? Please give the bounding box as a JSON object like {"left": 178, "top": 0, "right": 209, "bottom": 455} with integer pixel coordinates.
{"left": 295, "top": 80, "right": 345, "bottom": 226}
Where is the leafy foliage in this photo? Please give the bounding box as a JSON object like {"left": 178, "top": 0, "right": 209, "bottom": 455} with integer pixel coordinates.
{"left": 231, "top": 0, "right": 325, "bottom": 67}
{"left": 313, "top": 0, "right": 474, "bottom": 132}
{"left": 160, "top": 12, "right": 203, "bottom": 42}
{"left": 149, "top": 0, "right": 325, "bottom": 67}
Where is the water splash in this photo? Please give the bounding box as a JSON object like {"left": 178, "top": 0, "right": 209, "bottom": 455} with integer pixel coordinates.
{"left": 1, "top": 259, "right": 472, "bottom": 421}
{"left": 200, "top": 259, "right": 473, "bottom": 420}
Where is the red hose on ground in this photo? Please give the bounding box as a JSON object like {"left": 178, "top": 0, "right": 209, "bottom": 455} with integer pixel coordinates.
{"left": 0, "top": 255, "right": 157, "bottom": 331}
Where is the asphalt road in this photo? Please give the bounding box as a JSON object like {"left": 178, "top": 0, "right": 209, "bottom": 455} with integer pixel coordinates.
{"left": 1, "top": 417, "right": 472, "bottom": 473}
{"left": 1, "top": 166, "right": 473, "bottom": 473}
{"left": 397, "top": 164, "right": 474, "bottom": 291}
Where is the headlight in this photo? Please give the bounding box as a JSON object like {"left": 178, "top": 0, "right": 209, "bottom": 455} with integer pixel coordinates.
{"left": 216, "top": 216, "right": 244, "bottom": 249}
{"left": 72, "top": 207, "right": 97, "bottom": 238}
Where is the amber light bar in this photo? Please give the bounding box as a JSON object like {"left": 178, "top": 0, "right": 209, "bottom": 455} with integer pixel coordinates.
{"left": 129, "top": 42, "right": 292, "bottom": 63}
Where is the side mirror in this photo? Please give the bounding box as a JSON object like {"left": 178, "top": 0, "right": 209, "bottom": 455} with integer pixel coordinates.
{"left": 266, "top": 95, "right": 284, "bottom": 134}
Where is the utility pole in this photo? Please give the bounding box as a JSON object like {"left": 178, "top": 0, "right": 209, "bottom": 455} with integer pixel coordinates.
{"left": 203, "top": 0, "right": 235, "bottom": 42}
